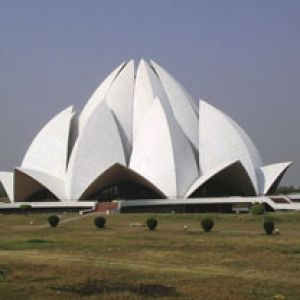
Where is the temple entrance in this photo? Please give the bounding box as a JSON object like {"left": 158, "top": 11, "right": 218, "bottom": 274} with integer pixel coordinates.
{"left": 87, "top": 181, "right": 163, "bottom": 201}
{"left": 27, "top": 189, "right": 58, "bottom": 202}
{"left": 189, "top": 180, "right": 244, "bottom": 198}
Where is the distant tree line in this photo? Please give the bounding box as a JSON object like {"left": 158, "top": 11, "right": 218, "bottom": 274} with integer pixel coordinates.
{"left": 276, "top": 185, "right": 300, "bottom": 195}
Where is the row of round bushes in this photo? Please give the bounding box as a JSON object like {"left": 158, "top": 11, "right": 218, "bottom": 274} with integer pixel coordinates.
{"left": 48, "top": 215, "right": 276, "bottom": 235}
{"left": 199, "top": 218, "right": 276, "bottom": 235}
{"left": 48, "top": 215, "right": 158, "bottom": 230}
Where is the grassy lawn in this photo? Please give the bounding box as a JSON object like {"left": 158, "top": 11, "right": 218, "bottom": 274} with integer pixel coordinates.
{"left": 0, "top": 212, "right": 299, "bottom": 299}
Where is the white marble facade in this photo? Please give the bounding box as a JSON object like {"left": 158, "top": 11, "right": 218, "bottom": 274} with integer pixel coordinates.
{"left": 0, "top": 59, "right": 291, "bottom": 202}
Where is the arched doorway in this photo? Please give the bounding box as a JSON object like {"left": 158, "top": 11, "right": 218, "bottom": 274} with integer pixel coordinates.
{"left": 79, "top": 163, "right": 166, "bottom": 201}
{"left": 87, "top": 180, "right": 163, "bottom": 201}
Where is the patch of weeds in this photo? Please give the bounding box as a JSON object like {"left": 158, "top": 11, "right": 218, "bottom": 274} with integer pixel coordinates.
{"left": 27, "top": 239, "right": 51, "bottom": 243}
{"left": 281, "top": 248, "right": 300, "bottom": 255}
{"left": 30, "top": 276, "right": 62, "bottom": 283}
{"left": 51, "top": 280, "right": 131, "bottom": 296}
{"left": 251, "top": 282, "right": 267, "bottom": 298}
{"left": 0, "top": 239, "right": 53, "bottom": 250}
{"left": 139, "top": 283, "right": 177, "bottom": 297}
{"left": 0, "top": 265, "right": 11, "bottom": 281}
{"left": 51, "top": 279, "right": 178, "bottom": 297}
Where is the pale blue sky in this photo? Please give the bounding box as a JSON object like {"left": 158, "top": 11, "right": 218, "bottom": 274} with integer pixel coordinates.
{"left": 0, "top": 0, "right": 299, "bottom": 185}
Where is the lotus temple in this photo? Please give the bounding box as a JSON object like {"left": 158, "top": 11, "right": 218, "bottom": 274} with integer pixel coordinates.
{"left": 0, "top": 59, "right": 299, "bottom": 212}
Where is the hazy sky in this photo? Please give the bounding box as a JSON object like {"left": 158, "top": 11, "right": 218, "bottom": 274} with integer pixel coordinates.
{"left": 0, "top": 0, "right": 299, "bottom": 185}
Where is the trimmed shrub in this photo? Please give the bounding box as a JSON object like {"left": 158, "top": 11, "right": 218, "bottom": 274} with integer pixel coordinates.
{"left": 94, "top": 216, "right": 106, "bottom": 229}
{"left": 201, "top": 218, "right": 214, "bottom": 232}
{"left": 19, "top": 204, "right": 32, "bottom": 210}
{"left": 251, "top": 203, "right": 265, "bottom": 215}
{"left": 264, "top": 220, "right": 274, "bottom": 235}
{"left": 48, "top": 215, "right": 59, "bottom": 228}
{"left": 146, "top": 218, "right": 158, "bottom": 231}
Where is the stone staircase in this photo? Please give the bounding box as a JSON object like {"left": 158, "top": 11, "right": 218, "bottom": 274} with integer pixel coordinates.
{"left": 95, "top": 202, "right": 119, "bottom": 213}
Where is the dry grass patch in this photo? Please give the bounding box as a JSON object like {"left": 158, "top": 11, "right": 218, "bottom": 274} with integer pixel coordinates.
{"left": 0, "top": 212, "right": 299, "bottom": 299}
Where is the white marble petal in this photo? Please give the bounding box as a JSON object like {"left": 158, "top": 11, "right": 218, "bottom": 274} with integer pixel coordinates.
{"left": 133, "top": 59, "right": 170, "bottom": 144}
{"left": 257, "top": 162, "right": 292, "bottom": 195}
{"left": 14, "top": 168, "right": 65, "bottom": 201}
{"left": 130, "top": 98, "right": 199, "bottom": 198}
{"left": 105, "top": 60, "right": 134, "bottom": 162}
{"left": 0, "top": 172, "right": 14, "bottom": 202}
{"left": 199, "top": 100, "right": 262, "bottom": 193}
{"left": 185, "top": 160, "right": 256, "bottom": 198}
{"left": 22, "top": 106, "right": 74, "bottom": 180}
{"left": 150, "top": 60, "right": 199, "bottom": 151}
{"left": 79, "top": 61, "right": 126, "bottom": 132}
{"left": 80, "top": 163, "right": 166, "bottom": 200}
{"left": 67, "top": 101, "right": 126, "bottom": 200}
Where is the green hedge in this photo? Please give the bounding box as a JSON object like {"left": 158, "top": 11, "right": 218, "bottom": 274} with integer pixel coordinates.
{"left": 201, "top": 218, "right": 214, "bottom": 232}
{"left": 146, "top": 218, "right": 158, "bottom": 231}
